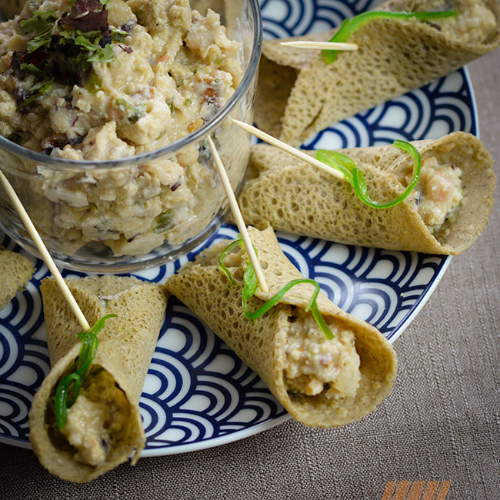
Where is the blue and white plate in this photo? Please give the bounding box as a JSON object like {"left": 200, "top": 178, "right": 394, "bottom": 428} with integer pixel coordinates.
{"left": 0, "top": 0, "right": 477, "bottom": 455}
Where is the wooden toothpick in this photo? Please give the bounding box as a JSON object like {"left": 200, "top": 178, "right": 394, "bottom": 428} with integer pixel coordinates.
{"left": 230, "top": 119, "right": 346, "bottom": 181}
{"left": 0, "top": 170, "right": 90, "bottom": 331}
{"left": 280, "top": 41, "right": 358, "bottom": 51}
{"left": 207, "top": 136, "right": 269, "bottom": 294}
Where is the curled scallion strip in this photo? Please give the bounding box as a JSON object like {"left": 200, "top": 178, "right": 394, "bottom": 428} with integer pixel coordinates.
{"left": 322, "top": 9, "right": 458, "bottom": 64}
{"left": 316, "top": 140, "right": 421, "bottom": 209}
{"left": 55, "top": 314, "right": 117, "bottom": 429}
{"left": 219, "top": 241, "right": 334, "bottom": 340}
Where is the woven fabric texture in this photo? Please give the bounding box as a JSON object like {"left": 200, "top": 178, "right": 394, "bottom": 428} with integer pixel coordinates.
{"left": 1, "top": 49, "right": 498, "bottom": 500}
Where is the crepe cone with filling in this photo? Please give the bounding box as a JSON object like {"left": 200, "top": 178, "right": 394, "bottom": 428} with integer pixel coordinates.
{"left": 255, "top": 0, "right": 500, "bottom": 146}
{"left": 30, "top": 276, "right": 167, "bottom": 483}
{"left": 237, "top": 132, "right": 495, "bottom": 254}
{"left": 166, "top": 226, "right": 397, "bottom": 427}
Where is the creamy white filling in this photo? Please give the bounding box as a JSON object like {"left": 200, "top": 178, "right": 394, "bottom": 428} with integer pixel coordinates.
{"left": 433, "top": 0, "right": 496, "bottom": 44}
{"left": 414, "top": 157, "right": 463, "bottom": 233}
{"left": 284, "top": 311, "right": 361, "bottom": 400}
{"left": 59, "top": 368, "right": 130, "bottom": 467}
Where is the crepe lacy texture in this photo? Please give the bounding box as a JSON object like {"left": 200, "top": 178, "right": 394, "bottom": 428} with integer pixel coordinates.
{"left": 29, "top": 276, "right": 167, "bottom": 482}
{"left": 0, "top": 249, "right": 34, "bottom": 310}
{"left": 0, "top": 0, "right": 244, "bottom": 256}
{"left": 237, "top": 133, "right": 495, "bottom": 255}
{"left": 166, "top": 226, "right": 397, "bottom": 428}
{"left": 255, "top": 0, "right": 500, "bottom": 145}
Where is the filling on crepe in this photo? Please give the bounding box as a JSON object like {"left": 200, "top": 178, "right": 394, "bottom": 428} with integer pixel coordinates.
{"left": 256, "top": 0, "right": 500, "bottom": 146}
{"left": 30, "top": 276, "right": 167, "bottom": 482}
{"left": 284, "top": 310, "right": 360, "bottom": 399}
{"left": 430, "top": 0, "right": 496, "bottom": 43}
{"left": 402, "top": 157, "right": 463, "bottom": 233}
{"left": 47, "top": 367, "right": 132, "bottom": 467}
{"left": 166, "top": 226, "right": 397, "bottom": 427}
{"left": 221, "top": 243, "right": 362, "bottom": 402}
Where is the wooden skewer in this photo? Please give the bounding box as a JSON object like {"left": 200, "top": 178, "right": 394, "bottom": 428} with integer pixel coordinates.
{"left": 0, "top": 170, "right": 90, "bottom": 331}
{"left": 207, "top": 136, "right": 269, "bottom": 294}
{"left": 280, "top": 41, "right": 358, "bottom": 51}
{"left": 230, "top": 119, "right": 345, "bottom": 182}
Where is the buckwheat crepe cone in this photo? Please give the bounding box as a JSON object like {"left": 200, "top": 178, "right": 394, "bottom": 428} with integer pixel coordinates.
{"left": 238, "top": 133, "right": 495, "bottom": 254}
{"left": 30, "top": 276, "right": 167, "bottom": 483}
{"left": 255, "top": 0, "right": 500, "bottom": 145}
{"left": 166, "top": 226, "right": 397, "bottom": 428}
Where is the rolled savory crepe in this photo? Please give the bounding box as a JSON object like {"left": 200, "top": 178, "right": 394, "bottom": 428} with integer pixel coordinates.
{"left": 166, "top": 226, "right": 397, "bottom": 427}
{"left": 30, "top": 276, "right": 167, "bottom": 483}
{"left": 0, "top": 249, "right": 34, "bottom": 310}
{"left": 256, "top": 0, "right": 500, "bottom": 146}
{"left": 238, "top": 132, "right": 495, "bottom": 254}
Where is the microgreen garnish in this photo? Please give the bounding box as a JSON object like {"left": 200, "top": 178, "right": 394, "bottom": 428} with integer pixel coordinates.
{"left": 20, "top": 10, "right": 58, "bottom": 53}
{"left": 322, "top": 9, "right": 458, "bottom": 64}
{"left": 316, "top": 140, "right": 421, "bottom": 209}
{"left": 87, "top": 43, "right": 115, "bottom": 62}
{"left": 12, "top": 2, "right": 130, "bottom": 108}
{"left": 54, "top": 314, "right": 117, "bottom": 429}
{"left": 219, "top": 239, "right": 334, "bottom": 340}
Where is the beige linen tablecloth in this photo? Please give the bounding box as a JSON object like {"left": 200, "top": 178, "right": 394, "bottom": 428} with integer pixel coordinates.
{"left": 1, "top": 52, "right": 499, "bottom": 500}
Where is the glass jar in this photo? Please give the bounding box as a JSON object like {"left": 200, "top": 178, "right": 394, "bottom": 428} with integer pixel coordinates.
{"left": 0, "top": 0, "right": 262, "bottom": 272}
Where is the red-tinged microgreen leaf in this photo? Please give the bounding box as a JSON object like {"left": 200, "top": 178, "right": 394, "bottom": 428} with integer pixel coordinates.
{"left": 59, "top": 9, "right": 109, "bottom": 32}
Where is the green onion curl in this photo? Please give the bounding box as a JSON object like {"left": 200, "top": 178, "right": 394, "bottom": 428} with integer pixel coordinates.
{"left": 55, "top": 314, "right": 117, "bottom": 429}
{"left": 316, "top": 140, "right": 421, "bottom": 209}
{"left": 218, "top": 242, "right": 334, "bottom": 340}
{"left": 323, "top": 9, "right": 458, "bottom": 64}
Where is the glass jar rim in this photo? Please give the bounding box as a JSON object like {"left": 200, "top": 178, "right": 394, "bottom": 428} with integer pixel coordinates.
{"left": 0, "top": 0, "right": 263, "bottom": 171}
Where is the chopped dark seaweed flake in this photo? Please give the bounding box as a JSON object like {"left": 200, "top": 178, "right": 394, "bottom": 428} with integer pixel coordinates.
{"left": 119, "top": 20, "right": 135, "bottom": 33}
{"left": 100, "top": 28, "right": 112, "bottom": 47}
{"left": 170, "top": 181, "right": 181, "bottom": 192}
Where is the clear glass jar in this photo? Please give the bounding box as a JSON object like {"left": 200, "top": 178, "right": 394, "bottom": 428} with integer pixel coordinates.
{"left": 0, "top": 0, "right": 262, "bottom": 272}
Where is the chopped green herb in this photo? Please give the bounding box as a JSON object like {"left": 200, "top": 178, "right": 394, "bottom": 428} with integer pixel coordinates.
{"left": 19, "top": 10, "right": 58, "bottom": 34}
{"left": 86, "top": 71, "right": 102, "bottom": 93}
{"left": 20, "top": 63, "right": 45, "bottom": 77}
{"left": 316, "top": 141, "right": 421, "bottom": 209}
{"left": 184, "top": 98, "right": 192, "bottom": 106}
{"left": 167, "top": 98, "right": 174, "bottom": 113}
{"left": 54, "top": 314, "right": 117, "bottom": 429}
{"left": 111, "top": 28, "right": 128, "bottom": 43}
{"left": 153, "top": 209, "right": 175, "bottom": 233}
{"left": 323, "top": 9, "right": 458, "bottom": 64}
{"left": 219, "top": 238, "right": 334, "bottom": 340}
{"left": 115, "top": 98, "right": 146, "bottom": 124}
{"left": 20, "top": 10, "right": 58, "bottom": 53}
{"left": 87, "top": 43, "right": 115, "bottom": 63}
{"left": 215, "top": 57, "right": 224, "bottom": 67}
{"left": 73, "top": 35, "right": 101, "bottom": 52}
